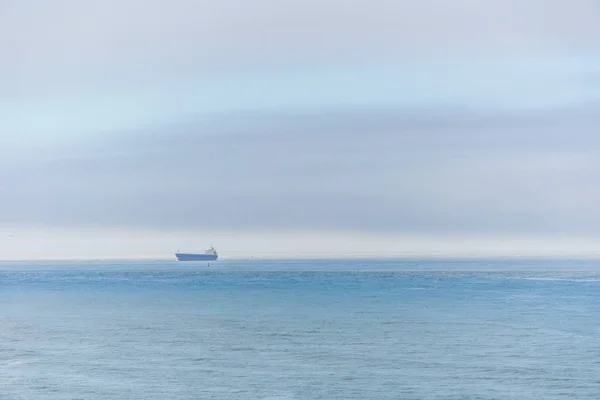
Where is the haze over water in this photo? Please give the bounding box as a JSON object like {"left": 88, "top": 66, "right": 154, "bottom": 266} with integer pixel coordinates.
{"left": 2, "top": 259, "right": 599, "bottom": 399}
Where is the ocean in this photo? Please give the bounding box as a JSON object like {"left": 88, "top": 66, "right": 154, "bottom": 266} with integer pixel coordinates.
{"left": 1, "top": 259, "right": 599, "bottom": 399}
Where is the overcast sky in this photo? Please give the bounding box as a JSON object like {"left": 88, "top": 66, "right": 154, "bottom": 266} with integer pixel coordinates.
{"left": 1, "top": 0, "right": 600, "bottom": 259}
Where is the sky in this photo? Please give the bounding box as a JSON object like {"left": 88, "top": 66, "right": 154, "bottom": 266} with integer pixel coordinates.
{"left": 1, "top": 0, "right": 600, "bottom": 259}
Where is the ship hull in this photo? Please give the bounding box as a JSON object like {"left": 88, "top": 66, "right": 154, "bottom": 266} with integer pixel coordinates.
{"left": 175, "top": 253, "right": 218, "bottom": 261}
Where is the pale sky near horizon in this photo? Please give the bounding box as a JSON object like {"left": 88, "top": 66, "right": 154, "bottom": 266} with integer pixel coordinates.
{"left": 1, "top": 0, "right": 600, "bottom": 259}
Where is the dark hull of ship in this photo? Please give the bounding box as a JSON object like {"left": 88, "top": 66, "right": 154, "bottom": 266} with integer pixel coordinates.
{"left": 175, "top": 253, "right": 218, "bottom": 261}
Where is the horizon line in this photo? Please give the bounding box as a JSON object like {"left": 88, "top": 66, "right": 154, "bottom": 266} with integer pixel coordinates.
{"left": 2, "top": 255, "right": 600, "bottom": 262}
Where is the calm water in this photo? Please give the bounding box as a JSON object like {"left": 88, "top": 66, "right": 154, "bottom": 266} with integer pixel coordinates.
{"left": 1, "top": 259, "right": 600, "bottom": 399}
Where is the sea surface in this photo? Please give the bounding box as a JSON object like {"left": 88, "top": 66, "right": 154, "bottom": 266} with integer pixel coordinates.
{"left": 1, "top": 259, "right": 599, "bottom": 399}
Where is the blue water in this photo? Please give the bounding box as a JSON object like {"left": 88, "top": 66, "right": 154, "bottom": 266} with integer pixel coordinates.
{"left": 1, "top": 259, "right": 600, "bottom": 399}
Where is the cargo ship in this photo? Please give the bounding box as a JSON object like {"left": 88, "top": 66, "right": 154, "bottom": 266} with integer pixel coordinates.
{"left": 175, "top": 246, "right": 218, "bottom": 261}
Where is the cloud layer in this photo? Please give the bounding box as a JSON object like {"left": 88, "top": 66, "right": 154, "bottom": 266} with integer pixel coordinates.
{"left": 3, "top": 0, "right": 600, "bottom": 99}
{"left": 1, "top": 1, "right": 600, "bottom": 259}
{"left": 3, "top": 0, "right": 600, "bottom": 65}
{"left": 2, "top": 106, "right": 600, "bottom": 235}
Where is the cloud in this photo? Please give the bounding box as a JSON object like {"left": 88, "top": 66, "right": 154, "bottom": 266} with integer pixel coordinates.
{"left": 2, "top": 0, "right": 598, "bottom": 149}
{"left": 3, "top": 0, "right": 600, "bottom": 61}
{"left": 2, "top": 0, "right": 599, "bottom": 90}
{"left": 2, "top": 105, "right": 600, "bottom": 235}
{"left": 2, "top": 2, "right": 600, "bottom": 258}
